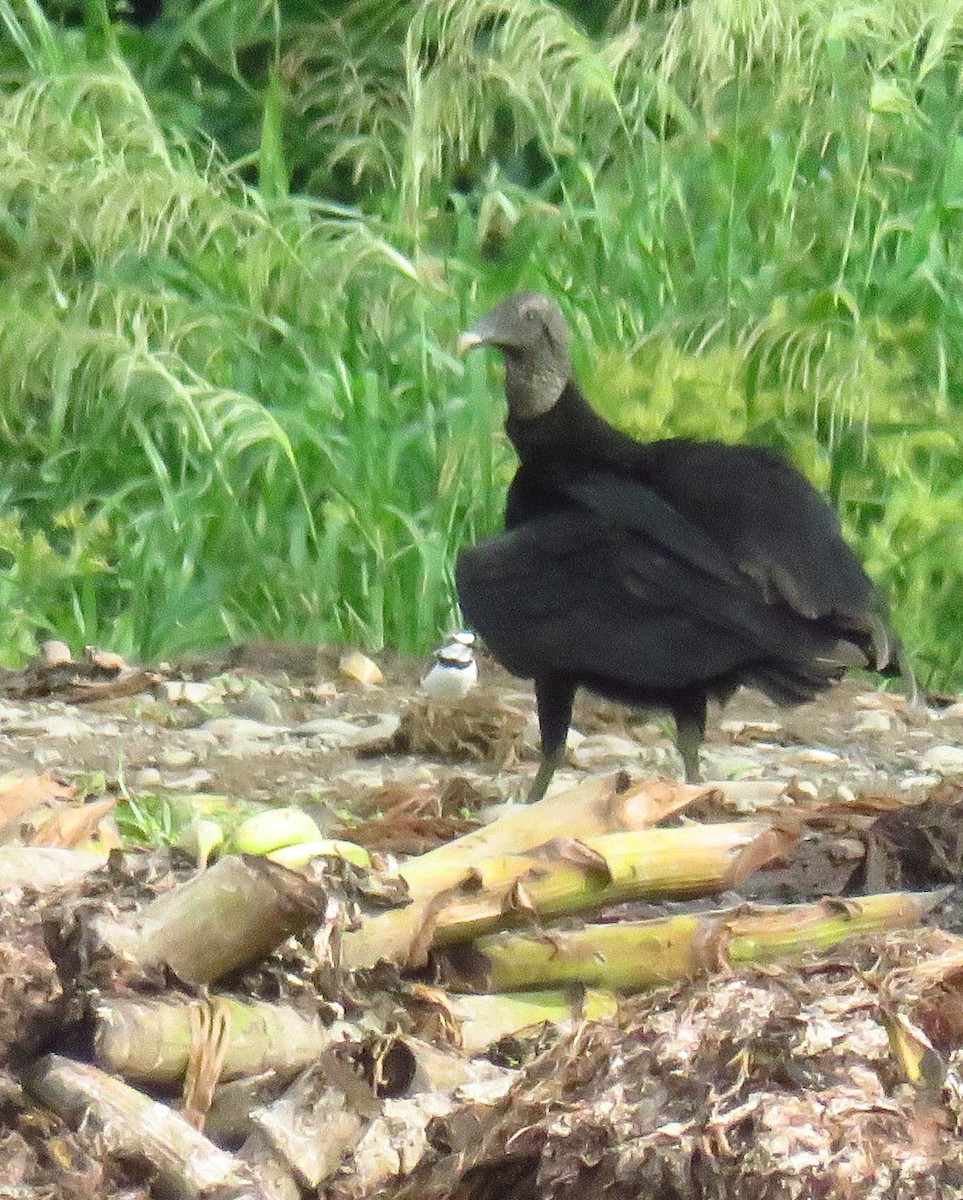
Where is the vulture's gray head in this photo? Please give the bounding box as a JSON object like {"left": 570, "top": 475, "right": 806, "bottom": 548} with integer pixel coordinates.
{"left": 458, "top": 292, "right": 572, "bottom": 421}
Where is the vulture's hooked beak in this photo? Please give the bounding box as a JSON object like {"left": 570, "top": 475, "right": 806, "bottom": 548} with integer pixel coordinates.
{"left": 456, "top": 329, "right": 486, "bottom": 356}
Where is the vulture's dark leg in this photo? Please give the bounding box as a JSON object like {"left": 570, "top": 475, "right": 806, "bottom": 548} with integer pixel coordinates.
{"left": 896, "top": 640, "right": 921, "bottom": 714}
{"left": 673, "top": 693, "right": 707, "bottom": 784}
{"left": 528, "top": 675, "right": 576, "bottom": 803}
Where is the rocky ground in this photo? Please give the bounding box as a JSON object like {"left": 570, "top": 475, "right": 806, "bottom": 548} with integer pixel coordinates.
{"left": 3, "top": 644, "right": 963, "bottom": 1200}
{"left": 0, "top": 641, "right": 959, "bottom": 824}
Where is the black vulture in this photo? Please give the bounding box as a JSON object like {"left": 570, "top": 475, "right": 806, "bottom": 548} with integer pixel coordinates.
{"left": 455, "top": 292, "right": 917, "bottom": 801}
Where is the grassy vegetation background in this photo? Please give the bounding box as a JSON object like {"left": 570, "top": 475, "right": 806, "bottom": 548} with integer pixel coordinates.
{"left": 0, "top": 0, "right": 961, "bottom": 688}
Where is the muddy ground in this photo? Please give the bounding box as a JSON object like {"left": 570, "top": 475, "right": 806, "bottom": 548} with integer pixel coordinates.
{"left": 3, "top": 645, "right": 963, "bottom": 1199}
{"left": 0, "top": 643, "right": 959, "bottom": 822}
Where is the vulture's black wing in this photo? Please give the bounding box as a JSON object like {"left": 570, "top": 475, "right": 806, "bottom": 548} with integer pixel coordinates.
{"left": 631, "top": 442, "right": 881, "bottom": 624}
{"left": 457, "top": 504, "right": 863, "bottom": 709}
{"left": 523, "top": 470, "right": 744, "bottom": 588}
{"left": 529, "top": 444, "right": 901, "bottom": 672}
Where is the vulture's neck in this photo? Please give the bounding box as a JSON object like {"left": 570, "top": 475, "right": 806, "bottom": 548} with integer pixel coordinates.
{"left": 503, "top": 351, "right": 568, "bottom": 422}
{"left": 507, "top": 379, "right": 640, "bottom": 469}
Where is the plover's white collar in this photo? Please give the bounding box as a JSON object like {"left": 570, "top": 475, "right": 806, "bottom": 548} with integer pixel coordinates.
{"left": 421, "top": 636, "right": 478, "bottom": 700}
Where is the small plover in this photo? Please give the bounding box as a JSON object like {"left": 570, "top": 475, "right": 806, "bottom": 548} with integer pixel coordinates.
{"left": 421, "top": 631, "right": 478, "bottom": 700}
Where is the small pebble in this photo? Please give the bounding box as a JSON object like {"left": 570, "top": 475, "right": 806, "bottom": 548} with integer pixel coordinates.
{"left": 849, "top": 711, "right": 892, "bottom": 735}
{"left": 40, "top": 640, "right": 73, "bottom": 666}
{"left": 899, "top": 773, "right": 939, "bottom": 790}
{"left": 160, "top": 680, "right": 219, "bottom": 704}
{"left": 164, "top": 768, "right": 214, "bottom": 791}
{"left": 787, "top": 748, "right": 841, "bottom": 765}
{"left": 16, "top": 714, "right": 90, "bottom": 739}
{"left": 339, "top": 650, "right": 384, "bottom": 686}
{"left": 159, "top": 745, "right": 196, "bottom": 769}
{"left": 218, "top": 739, "right": 289, "bottom": 759}
{"left": 718, "top": 719, "right": 782, "bottom": 735}
{"left": 84, "top": 646, "right": 125, "bottom": 670}
{"left": 32, "top": 746, "right": 63, "bottom": 767}
{"left": 571, "top": 734, "right": 642, "bottom": 768}
{"left": 939, "top": 701, "right": 963, "bottom": 720}
{"left": 178, "top": 729, "right": 219, "bottom": 752}
{"left": 132, "top": 767, "right": 163, "bottom": 788}
{"left": 202, "top": 717, "right": 287, "bottom": 743}
{"left": 292, "top": 715, "right": 400, "bottom": 749}
{"left": 232, "top": 691, "right": 284, "bottom": 724}
{"left": 919, "top": 745, "right": 963, "bottom": 773}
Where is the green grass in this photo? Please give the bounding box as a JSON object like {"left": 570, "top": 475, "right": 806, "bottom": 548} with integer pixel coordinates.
{"left": 0, "top": 0, "right": 959, "bottom": 689}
